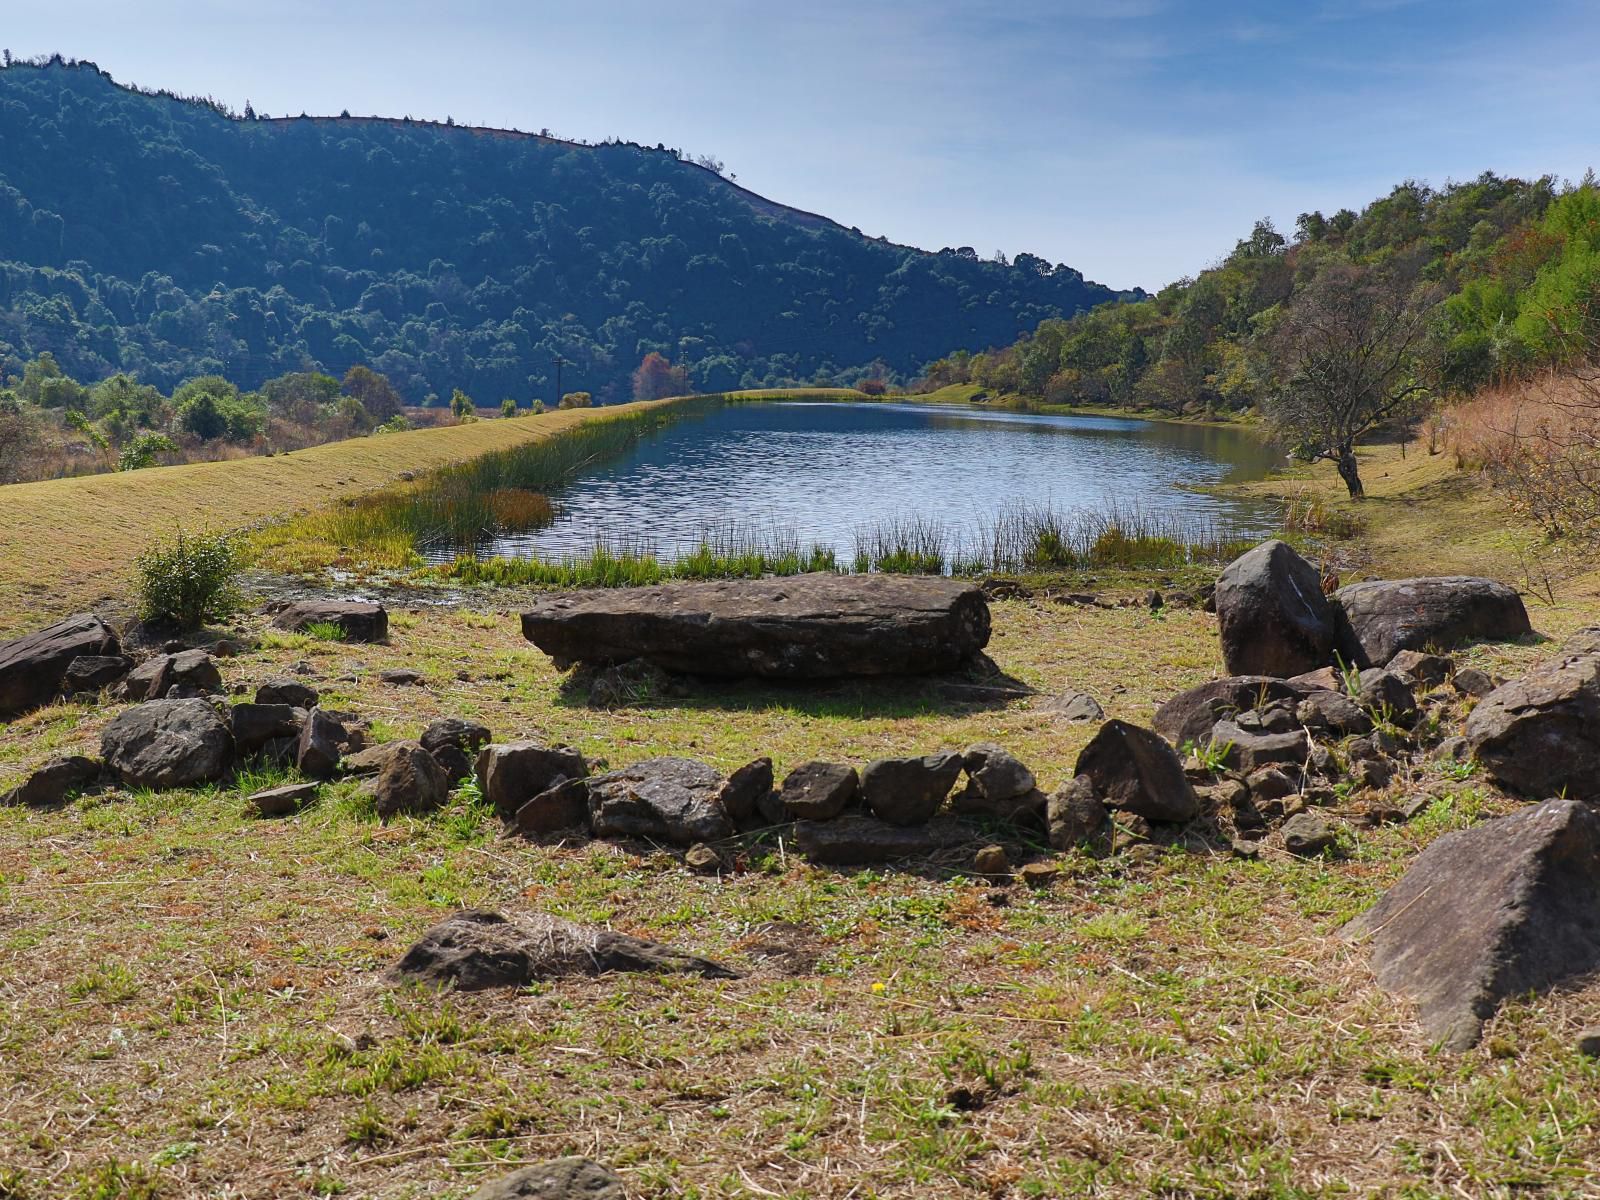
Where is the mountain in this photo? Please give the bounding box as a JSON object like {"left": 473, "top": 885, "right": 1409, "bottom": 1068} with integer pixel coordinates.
{"left": 0, "top": 58, "right": 1130, "bottom": 402}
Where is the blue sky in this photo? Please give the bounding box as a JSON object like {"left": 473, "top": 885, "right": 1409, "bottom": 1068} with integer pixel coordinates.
{"left": 6, "top": 0, "right": 1598, "bottom": 290}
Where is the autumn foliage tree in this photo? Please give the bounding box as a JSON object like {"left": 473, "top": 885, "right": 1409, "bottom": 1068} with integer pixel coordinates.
{"left": 631, "top": 352, "right": 689, "bottom": 401}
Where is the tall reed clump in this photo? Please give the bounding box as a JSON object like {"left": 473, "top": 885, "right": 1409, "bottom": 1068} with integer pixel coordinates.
{"left": 253, "top": 400, "right": 712, "bottom": 571}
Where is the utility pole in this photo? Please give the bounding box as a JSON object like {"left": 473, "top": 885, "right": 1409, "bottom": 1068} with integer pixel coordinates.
{"left": 550, "top": 353, "right": 568, "bottom": 407}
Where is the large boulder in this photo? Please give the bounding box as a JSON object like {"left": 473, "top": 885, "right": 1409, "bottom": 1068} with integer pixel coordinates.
{"left": 1152, "top": 676, "right": 1300, "bottom": 748}
{"left": 271, "top": 600, "right": 388, "bottom": 643}
{"left": 1465, "top": 654, "right": 1600, "bottom": 799}
{"left": 101, "top": 699, "right": 232, "bottom": 789}
{"left": 1075, "top": 720, "right": 1198, "bottom": 823}
{"left": 390, "top": 909, "right": 737, "bottom": 990}
{"left": 1344, "top": 799, "right": 1600, "bottom": 1050}
{"left": 1214, "top": 540, "right": 1338, "bottom": 678}
{"left": 476, "top": 741, "right": 589, "bottom": 818}
{"left": 468, "top": 1159, "right": 623, "bottom": 1200}
{"left": 0, "top": 614, "right": 121, "bottom": 719}
{"left": 1334, "top": 577, "right": 1531, "bottom": 668}
{"left": 861, "top": 753, "right": 963, "bottom": 826}
{"left": 1, "top": 755, "right": 101, "bottom": 807}
{"left": 586, "top": 757, "right": 734, "bottom": 845}
{"left": 520, "top": 573, "right": 991, "bottom": 679}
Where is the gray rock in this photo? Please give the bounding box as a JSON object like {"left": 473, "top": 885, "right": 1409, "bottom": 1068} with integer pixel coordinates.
{"left": 1452, "top": 667, "right": 1497, "bottom": 698}
{"left": 685, "top": 843, "right": 723, "bottom": 874}
{"left": 792, "top": 814, "right": 968, "bottom": 865}
{"left": 1344, "top": 799, "right": 1600, "bottom": 1050}
{"left": 0, "top": 613, "right": 121, "bottom": 719}
{"left": 1246, "top": 767, "right": 1298, "bottom": 802}
{"left": 1282, "top": 812, "right": 1335, "bottom": 856}
{"left": 587, "top": 757, "right": 734, "bottom": 845}
{"left": 230, "top": 702, "right": 305, "bottom": 756}
{"left": 391, "top": 909, "right": 737, "bottom": 991}
{"left": 1040, "top": 691, "right": 1104, "bottom": 723}
{"left": 955, "top": 743, "right": 1037, "bottom": 811}
{"left": 1465, "top": 655, "right": 1600, "bottom": 799}
{"left": 1214, "top": 540, "right": 1338, "bottom": 677}
{"left": 367, "top": 740, "right": 450, "bottom": 818}
{"left": 1075, "top": 719, "right": 1198, "bottom": 823}
{"left": 1386, "top": 649, "right": 1454, "bottom": 688}
{"left": 512, "top": 778, "right": 591, "bottom": 837}
{"left": 1210, "top": 720, "right": 1311, "bottom": 773}
{"left": 1335, "top": 576, "right": 1531, "bottom": 668}
{"left": 256, "top": 678, "right": 319, "bottom": 708}
{"left": 520, "top": 573, "right": 991, "bottom": 679}
{"left": 861, "top": 752, "right": 963, "bottom": 826}
{"left": 973, "top": 844, "right": 1010, "bottom": 875}
{"left": 271, "top": 600, "right": 389, "bottom": 643}
{"left": 102, "top": 699, "right": 232, "bottom": 789}
{"left": 420, "top": 717, "right": 494, "bottom": 783}
{"left": 1153, "top": 676, "right": 1300, "bottom": 749}
{"left": 249, "top": 781, "right": 319, "bottom": 817}
{"left": 467, "top": 1158, "right": 624, "bottom": 1200}
{"left": 1, "top": 755, "right": 101, "bottom": 807}
{"left": 780, "top": 760, "right": 860, "bottom": 821}
{"left": 295, "top": 707, "right": 348, "bottom": 779}
{"left": 716, "top": 757, "right": 774, "bottom": 830}
{"left": 1046, "top": 775, "right": 1110, "bottom": 850}
{"left": 61, "top": 655, "right": 132, "bottom": 694}
{"left": 121, "top": 649, "right": 223, "bottom": 701}
{"left": 1294, "top": 689, "right": 1372, "bottom": 736}
{"left": 476, "top": 741, "right": 589, "bottom": 818}
{"left": 1356, "top": 669, "right": 1417, "bottom": 724}
{"left": 1576, "top": 1029, "right": 1600, "bottom": 1059}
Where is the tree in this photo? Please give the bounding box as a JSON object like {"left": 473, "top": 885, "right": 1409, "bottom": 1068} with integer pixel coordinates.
{"left": 1263, "top": 262, "right": 1436, "bottom": 498}
{"left": 342, "top": 365, "right": 403, "bottom": 424}
{"left": 499, "top": 397, "right": 518, "bottom": 418}
{"left": 558, "top": 391, "right": 592, "bottom": 409}
{"left": 631, "top": 352, "right": 688, "bottom": 401}
{"left": 263, "top": 371, "right": 339, "bottom": 423}
{"left": 450, "top": 388, "right": 475, "bottom": 419}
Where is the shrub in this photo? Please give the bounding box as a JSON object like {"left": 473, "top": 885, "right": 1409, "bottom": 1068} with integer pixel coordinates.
{"left": 559, "top": 391, "right": 592, "bottom": 409}
{"left": 118, "top": 431, "right": 179, "bottom": 471}
{"left": 134, "top": 528, "right": 241, "bottom": 628}
{"left": 499, "top": 397, "right": 518, "bottom": 418}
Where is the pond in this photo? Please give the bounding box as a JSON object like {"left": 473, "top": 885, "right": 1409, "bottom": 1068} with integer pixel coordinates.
{"left": 461, "top": 401, "right": 1284, "bottom": 565}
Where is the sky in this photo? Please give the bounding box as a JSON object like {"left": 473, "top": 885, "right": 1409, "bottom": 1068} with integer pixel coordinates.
{"left": 5, "top": 0, "right": 1599, "bottom": 292}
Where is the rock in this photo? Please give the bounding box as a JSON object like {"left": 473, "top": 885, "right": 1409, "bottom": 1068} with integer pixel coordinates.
{"left": 379, "top": 668, "right": 424, "bottom": 686}
{"left": 1452, "top": 667, "right": 1497, "bottom": 698}
{"left": 973, "top": 844, "right": 1010, "bottom": 875}
{"left": 1040, "top": 691, "right": 1104, "bottom": 723}
{"left": 0, "top": 613, "right": 121, "bottom": 719}
{"left": 587, "top": 757, "right": 734, "bottom": 844}
{"left": 295, "top": 708, "right": 348, "bottom": 779}
{"left": 1387, "top": 650, "right": 1454, "bottom": 688}
{"left": 512, "top": 778, "right": 591, "bottom": 837}
{"left": 121, "top": 649, "right": 224, "bottom": 701}
{"left": 249, "top": 781, "right": 319, "bottom": 817}
{"left": 420, "top": 717, "right": 494, "bottom": 783}
{"left": 780, "top": 761, "right": 860, "bottom": 821}
{"left": 1152, "top": 676, "right": 1299, "bottom": 749}
{"left": 61, "top": 655, "right": 132, "bottom": 694}
{"left": 685, "top": 843, "right": 722, "bottom": 874}
{"left": 1434, "top": 736, "right": 1468, "bottom": 762}
{"left": 1294, "top": 688, "right": 1371, "bottom": 736}
{"left": 1246, "top": 767, "right": 1298, "bottom": 802}
{"left": 271, "top": 600, "right": 389, "bottom": 643}
{"left": 256, "top": 678, "right": 319, "bottom": 708}
{"left": 1345, "top": 799, "right": 1600, "bottom": 1050}
{"left": 1236, "top": 701, "right": 1299, "bottom": 734}
{"left": 954, "top": 743, "right": 1037, "bottom": 814}
{"left": 1210, "top": 720, "right": 1311, "bottom": 773}
{"left": 341, "top": 743, "right": 395, "bottom": 776}
{"left": 230, "top": 702, "right": 305, "bottom": 756}
{"left": 1, "top": 755, "right": 101, "bottom": 807}
{"left": 1046, "top": 776, "right": 1110, "bottom": 850}
{"left": 1214, "top": 540, "right": 1339, "bottom": 677}
{"left": 716, "top": 757, "right": 774, "bottom": 830}
{"left": 1334, "top": 577, "right": 1532, "bottom": 667}
{"left": 860, "top": 752, "right": 963, "bottom": 826}
{"left": 1282, "top": 812, "right": 1335, "bottom": 856}
{"left": 1019, "top": 861, "right": 1059, "bottom": 888}
{"left": 1075, "top": 720, "right": 1199, "bottom": 823}
{"left": 1465, "top": 655, "right": 1600, "bottom": 799}
{"left": 1576, "top": 1029, "right": 1600, "bottom": 1059}
{"left": 520, "top": 573, "right": 991, "bottom": 679}
{"left": 1287, "top": 666, "right": 1342, "bottom": 693}
{"left": 1231, "top": 836, "right": 1261, "bottom": 860}
{"left": 476, "top": 741, "right": 589, "bottom": 818}
{"left": 391, "top": 909, "right": 737, "bottom": 991}
{"left": 1356, "top": 669, "right": 1417, "bottom": 724}
{"left": 367, "top": 740, "right": 450, "bottom": 818}
{"left": 792, "top": 815, "right": 967, "bottom": 864}
{"left": 101, "top": 699, "right": 232, "bottom": 789}
{"left": 467, "top": 1159, "right": 623, "bottom": 1200}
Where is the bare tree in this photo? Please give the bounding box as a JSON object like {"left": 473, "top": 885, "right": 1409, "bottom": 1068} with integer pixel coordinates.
{"left": 1264, "top": 262, "right": 1437, "bottom": 498}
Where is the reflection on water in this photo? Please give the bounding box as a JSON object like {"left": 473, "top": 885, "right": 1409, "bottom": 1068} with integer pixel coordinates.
{"left": 459, "top": 402, "right": 1284, "bottom": 562}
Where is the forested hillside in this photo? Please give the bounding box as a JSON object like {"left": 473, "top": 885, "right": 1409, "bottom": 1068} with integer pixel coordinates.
{"left": 0, "top": 57, "right": 1125, "bottom": 402}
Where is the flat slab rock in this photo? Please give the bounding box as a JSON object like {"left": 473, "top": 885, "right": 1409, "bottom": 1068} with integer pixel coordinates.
{"left": 468, "top": 1158, "right": 623, "bottom": 1200}
{"left": 520, "top": 573, "right": 991, "bottom": 679}
{"left": 0, "top": 613, "right": 121, "bottom": 719}
{"left": 1344, "top": 799, "right": 1600, "bottom": 1050}
{"left": 1335, "top": 576, "right": 1531, "bottom": 667}
{"left": 390, "top": 909, "right": 738, "bottom": 990}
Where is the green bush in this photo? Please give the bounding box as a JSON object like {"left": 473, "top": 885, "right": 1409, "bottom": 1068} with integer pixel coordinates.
{"left": 118, "top": 431, "right": 178, "bottom": 471}
{"left": 134, "top": 528, "right": 242, "bottom": 628}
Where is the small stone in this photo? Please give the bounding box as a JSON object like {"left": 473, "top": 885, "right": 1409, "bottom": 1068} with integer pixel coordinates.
{"left": 1576, "top": 1028, "right": 1600, "bottom": 1058}
{"left": 1018, "top": 861, "right": 1058, "bottom": 888}
{"left": 1387, "top": 650, "right": 1453, "bottom": 688}
{"left": 1047, "top": 776, "right": 1110, "bottom": 851}
{"left": 780, "top": 761, "right": 860, "bottom": 821}
{"left": 379, "top": 667, "right": 425, "bottom": 686}
{"left": 1401, "top": 794, "right": 1433, "bottom": 821}
{"left": 1283, "top": 812, "right": 1335, "bottom": 857}
{"left": 467, "top": 1157, "right": 624, "bottom": 1200}
{"left": 685, "top": 843, "right": 722, "bottom": 874}
{"left": 1246, "top": 767, "right": 1298, "bottom": 802}
{"left": 249, "top": 781, "right": 319, "bottom": 817}
{"left": 956, "top": 742, "right": 1037, "bottom": 809}
{"left": 1230, "top": 836, "right": 1261, "bottom": 860}
{"left": 973, "top": 844, "right": 1010, "bottom": 875}
{"left": 1041, "top": 691, "right": 1104, "bottom": 723}
{"left": 296, "top": 708, "right": 347, "bottom": 779}
{"left": 257, "top": 678, "right": 319, "bottom": 708}
{"left": 1356, "top": 668, "right": 1418, "bottom": 725}
{"left": 1452, "top": 667, "right": 1496, "bottom": 698}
